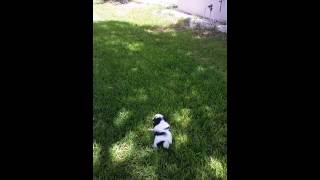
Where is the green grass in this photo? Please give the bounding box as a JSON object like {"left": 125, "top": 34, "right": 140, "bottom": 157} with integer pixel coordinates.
{"left": 94, "top": 3, "right": 227, "bottom": 180}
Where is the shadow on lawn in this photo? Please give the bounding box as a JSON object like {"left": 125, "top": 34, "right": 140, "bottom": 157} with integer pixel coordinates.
{"left": 93, "top": 20, "right": 227, "bottom": 179}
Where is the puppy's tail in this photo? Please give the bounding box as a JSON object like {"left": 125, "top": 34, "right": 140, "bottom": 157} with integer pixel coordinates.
{"left": 163, "top": 141, "right": 170, "bottom": 149}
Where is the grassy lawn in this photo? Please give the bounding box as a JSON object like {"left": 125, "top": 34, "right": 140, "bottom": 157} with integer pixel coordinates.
{"left": 94, "top": 2, "right": 227, "bottom": 179}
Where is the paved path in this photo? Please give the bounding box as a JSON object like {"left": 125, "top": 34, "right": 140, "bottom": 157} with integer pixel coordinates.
{"left": 133, "top": 0, "right": 178, "bottom": 6}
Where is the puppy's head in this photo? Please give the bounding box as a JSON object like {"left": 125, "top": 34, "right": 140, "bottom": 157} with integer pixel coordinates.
{"left": 153, "top": 113, "right": 166, "bottom": 127}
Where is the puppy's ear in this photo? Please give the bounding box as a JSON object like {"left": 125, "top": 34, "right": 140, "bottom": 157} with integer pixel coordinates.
{"left": 153, "top": 117, "right": 162, "bottom": 126}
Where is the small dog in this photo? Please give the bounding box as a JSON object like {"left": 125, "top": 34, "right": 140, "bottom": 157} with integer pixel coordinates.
{"left": 148, "top": 114, "right": 172, "bottom": 149}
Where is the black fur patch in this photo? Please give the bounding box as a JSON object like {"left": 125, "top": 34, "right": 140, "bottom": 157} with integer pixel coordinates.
{"left": 156, "top": 141, "right": 165, "bottom": 148}
{"left": 153, "top": 117, "right": 163, "bottom": 127}
{"left": 154, "top": 131, "right": 166, "bottom": 136}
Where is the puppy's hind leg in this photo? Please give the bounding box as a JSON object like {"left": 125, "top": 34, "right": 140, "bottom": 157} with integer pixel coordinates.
{"left": 153, "top": 140, "right": 158, "bottom": 148}
{"left": 163, "top": 141, "right": 170, "bottom": 149}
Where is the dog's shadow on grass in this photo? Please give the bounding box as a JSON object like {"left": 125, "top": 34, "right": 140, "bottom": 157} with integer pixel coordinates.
{"left": 93, "top": 20, "right": 227, "bottom": 179}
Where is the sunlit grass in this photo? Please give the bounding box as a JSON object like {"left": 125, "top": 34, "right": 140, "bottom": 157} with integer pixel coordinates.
{"left": 113, "top": 108, "right": 131, "bottom": 127}
{"left": 110, "top": 132, "right": 136, "bottom": 163}
{"left": 175, "top": 132, "right": 188, "bottom": 148}
{"left": 127, "top": 42, "right": 144, "bottom": 51}
{"left": 208, "top": 156, "right": 227, "bottom": 179}
{"left": 172, "top": 108, "right": 192, "bottom": 128}
{"left": 93, "top": 142, "right": 101, "bottom": 167}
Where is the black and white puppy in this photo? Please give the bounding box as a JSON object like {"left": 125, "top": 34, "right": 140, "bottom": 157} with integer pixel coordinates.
{"left": 149, "top": 114, "right": 172, "bottom": 149}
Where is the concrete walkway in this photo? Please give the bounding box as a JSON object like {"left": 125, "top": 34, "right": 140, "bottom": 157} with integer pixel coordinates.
{"left": 133, "top": 0, "right": 178, "bottom": 6}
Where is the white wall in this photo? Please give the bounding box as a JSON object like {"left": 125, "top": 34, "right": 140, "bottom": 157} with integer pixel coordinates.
{"left": 177, "top": 0, "right": 227, "bottom": 22}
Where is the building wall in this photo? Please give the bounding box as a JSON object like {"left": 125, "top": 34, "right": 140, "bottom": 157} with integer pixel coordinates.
{"left": 177, "top": 0, "right": 227, "bottom": 22}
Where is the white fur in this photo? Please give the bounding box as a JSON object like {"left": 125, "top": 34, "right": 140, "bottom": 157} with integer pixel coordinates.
{"left": 154, "top": 114, "right": 164, "bottom": 119}
{"left": 163, "top": 141, "right": 170, "bottom": 149}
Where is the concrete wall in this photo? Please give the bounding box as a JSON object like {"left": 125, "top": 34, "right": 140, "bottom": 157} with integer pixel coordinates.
{"left": 177, "top": 0, "right": 227, "bottom": 22}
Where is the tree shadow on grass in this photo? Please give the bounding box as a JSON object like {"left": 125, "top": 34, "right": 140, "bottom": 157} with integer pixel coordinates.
{"left": 93, "top": 20, "right": 227, "bottom": 179}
